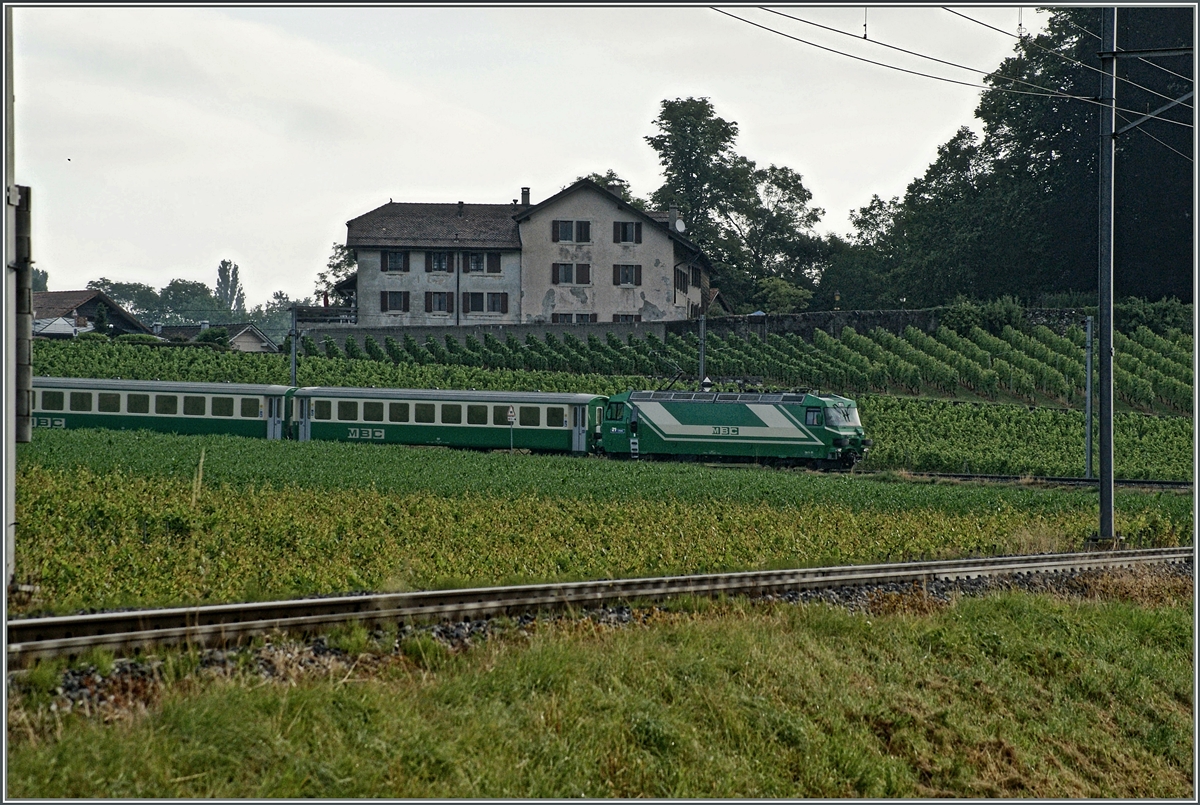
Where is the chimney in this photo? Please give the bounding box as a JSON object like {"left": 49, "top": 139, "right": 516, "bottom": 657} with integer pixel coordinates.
{"left": 457, "top": 200, "right": 464, "bottom": 217}
{"left": 200, "top": 320, "right": 210, "bottom": 331}
{"left": 152, "top": 321, "right": 162, "bottom": 336}
{"left": 521, "top": 187, "right": 530, "bottom": 206}
{"left": 669, "top": 204, "right": 678, "bottom": 229}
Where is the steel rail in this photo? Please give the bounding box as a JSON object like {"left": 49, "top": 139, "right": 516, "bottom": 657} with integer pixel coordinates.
{"left": 7, "top": 548, "right": 1192, "bottom": 661}
{"left": 871, "top": 471, "right": 1193, "bottom": 489}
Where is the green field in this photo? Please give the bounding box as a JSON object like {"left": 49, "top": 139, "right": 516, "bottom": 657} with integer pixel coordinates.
{"left": 7, "top": 587, "right": 1193, "bottom": 797}
{"left": 14, "top": 430, "right": 1192, "bottom": 613}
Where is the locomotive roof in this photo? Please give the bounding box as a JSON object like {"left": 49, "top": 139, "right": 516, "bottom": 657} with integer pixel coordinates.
{"left": 295, "top": 387, "right": 605, "bottom": 405}
{"left": 34, "top": 377, "right": 294, "bottom": 396}
{"left": 628, "top": 390, "right": 815, "bottom": 404}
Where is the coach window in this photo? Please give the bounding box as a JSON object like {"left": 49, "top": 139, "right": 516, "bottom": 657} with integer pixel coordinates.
{"left": 389, "top": 402, "right": 410, "bottom": 422}
{"left": 467, "top": 404, "right": 488, "bottom": 425}
{"left": 363, "top": 401, "right": 384, "bottom": 422}
{"left": 68, "top": 392, "right": 92, "bottom": 412}
{"left": 212, "top": 397, "right": 235, "bottom": 417}
{"left": 313, "top": 400, "right": 331, "bottom": 420}
{"left": 415, "top": 403, "right": 435, "bottom": 423}
{"left": 805, "top": 408, "right": 822, "bottom": 426}
{"left": 184, "top": 396, "right": 207, "bottom": 416}
{"left": 155, "top": 395, "right": 177, "bottom": 415}
{"left": 337, "top": 401, "right": 359, "bottom": 421}
{"left": 547, "top": 407, "right": 565, "bottom": 428}
{"left": 127, "top": 394, "right": 149, "bottom": 414}
{"left": 240, "top": 398, "right": 261, "bottom": 418}
{"left": 519, "top": 406, "right": 540, "bottom": 427}
{"left": 98, "top": 393, "right": 121, "bottom": 413}
{"left": 40, "top": 391, "right": 64, "bottom": 411}
{"left": 493, "top": 405, "right": 510, "bottom": 425}
{"left": 441, "top": 404, "right": 462, "bottom": 424}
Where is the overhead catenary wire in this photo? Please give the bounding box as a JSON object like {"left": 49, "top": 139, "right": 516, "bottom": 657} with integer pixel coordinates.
{"left": 943, "top": 6, "right": 1193, "bottom": 109}
{"left": 761, "top": 7, "right": 1095, "bottom": 100}
{"left": 1117, "top": 111, "right": 1194, "bottom": 161}
{"left": 1062, "top": 15, "right": 1194, "bottom": 85}
{"left": 714, "top": 8, "right": 1193, "bottom": 128}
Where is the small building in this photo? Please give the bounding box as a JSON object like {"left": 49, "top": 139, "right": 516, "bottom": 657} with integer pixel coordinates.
{"left": 32, "top": 290, "right": 151, "bottom": 338}
{"left": 155, "top": 321, "right": 279, "bottom": 353}
{"left": 338, "top": 178, "right": 712, "bottom": 328}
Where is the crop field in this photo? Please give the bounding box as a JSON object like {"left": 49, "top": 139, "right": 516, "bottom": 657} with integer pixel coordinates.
{"left": 35, "top": 321, "right": 1195, "bottom": 414}
{"left": 14, "top": 430, "right": 1191, "bottom": 613}
{"left": 7, "top": 586, "right": 1193, "bottom": 797}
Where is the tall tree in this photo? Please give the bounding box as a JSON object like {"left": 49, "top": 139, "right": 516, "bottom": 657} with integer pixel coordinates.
{"left": 86, "top": 278, "right": 161, "bottom": 318}
{"left": 314, "top": 244, "right": 357, "bottom": 305}
{"left": 215, "top": 259, "right": 246, "bottom": 314}
{"left": 32, "top": 267, "right": 48, "bottom": 292}
{"left": 573, "top": 170, "right": 651, "bottom": 210}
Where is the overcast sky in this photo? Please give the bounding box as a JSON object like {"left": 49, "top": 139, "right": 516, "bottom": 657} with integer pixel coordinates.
{"left": 12, "top": 4, "right": 1050, "bottom": 308}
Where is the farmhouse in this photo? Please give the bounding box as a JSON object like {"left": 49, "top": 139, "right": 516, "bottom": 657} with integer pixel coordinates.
{"left": 338, "top": 179, "right": 712, "bottom": 327}
{"left": 32, "top": 290, "right": 151, "bottom": 338}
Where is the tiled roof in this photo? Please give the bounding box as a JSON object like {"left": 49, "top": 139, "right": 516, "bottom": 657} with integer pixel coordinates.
{"left": 159, "top": 322, "right": 271, "bottom": 342}
{"left": 346, "top": 202, "right": 522, "bottom": 250}
{"left": 32, "top": 290, "right": 101, "bottom": 319}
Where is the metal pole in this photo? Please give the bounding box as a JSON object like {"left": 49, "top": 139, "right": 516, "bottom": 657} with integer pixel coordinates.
{"left": 15, "top": 186, "right": 30, "bottom": 446}
{"left": 4, "top": 5, "right": 16, "bottom": 589}
{"left": 1085, "top": 315, "right": 1093, "bottom": 479}
{"left": 697, "top": 313, "right": 706, "bottom": 389}
{"left": 289, "top": 303, "right": 298, "bottom": 386}
{"left": 1097, "top": 7, "right": 1116, "bottom": 539}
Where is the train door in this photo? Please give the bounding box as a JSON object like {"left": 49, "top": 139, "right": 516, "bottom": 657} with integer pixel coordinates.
{"left": 266, "top": 396, "right": 284, "bottom": 440}
{"left": 297, "top": 396, "right": 311, "bottom": 441}
{"left": 571, "top": 405, "right": 588, "bottom": 453}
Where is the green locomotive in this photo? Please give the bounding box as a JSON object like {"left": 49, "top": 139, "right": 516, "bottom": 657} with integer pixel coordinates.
{"left": 599, "top": 390, "right": 870, "bottom": 469}
{"left": 32, "top": 377, "right": 869, "bottom": 468}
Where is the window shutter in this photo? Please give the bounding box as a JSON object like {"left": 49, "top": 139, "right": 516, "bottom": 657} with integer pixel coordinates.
{"left": 447, "top": 292, "right": 454, "bottom": 313}
{"left": 500, "top": 293, "right": 508, "bottom": 314}
{"left": 613, "top": 221, "right": 621, "bottom": 243}
{"left": 635, "top": 314, "right": 641, "bottom": 322}
{"left": 634, "top": 265, "right": 642, "bottom": 285}
{"left": 612, "top": 265, "right": 620, "bottom": 285}
{"left": 590, "top": 313, "right": 597, "bottom": 323}
{"left": 634, "top": 222, "right": 642, "bottom": 243}
{"left": 380, "top": 291, "right": 389, "bottom": 312}
{"left": 551, "top": 264, "right": 560, "bottom": 285}
{"left": 487, "top": 252, "right": 500, "bottom": 272}
{"left": 380, "top": 251, "right": 389, "bottom": 272}
{"left": 462, "top": 292, "right": 470, "bottom": 313}
{"left": 577, "top": 221, "right": 590, "bottom": 242}
{"left": 403, "top": 291, "right": 410, "bottom": 312}
{"left": 447, "top": 253, "right": 455, "bottom": 273}
{"left": 402, "top": 252, "right": 410, "bottom": 272}
{"left": 425, "top": 292, "right": 433, "bottom": 312}
{"left": 551, "top": 220, "right": 560, "bottom": 242}
{"left": 577, "top": 264, "right": 590, "bottom": 285}
{"left": 425, "top": 252, "right": 433, "bottom": 272}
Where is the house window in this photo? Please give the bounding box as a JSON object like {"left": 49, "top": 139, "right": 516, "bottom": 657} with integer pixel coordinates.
{"left": 486, "top": 292, "right": 508, "bottom": 313}
{"left": 463, "top": 292, "right": 485, "bottom": 313}
{"left": 552, "top": 220, "right": 591, "bottom": 242}
{"left": 613, "top": 221, "right": 642, "bottom": 243}
{"left": 486, "top": 252, "right": 501, "bottom": 273}
{"left": 552, "top": 263, "right": 590, "bottom": 285}
{"left": 691, "top": 267, "right": 702, "bottom": 287}
{"left": 467, "top": 253, "right": 485, "bottom": 273}
{"left": 381, "top": 291, "right": 410, "bottom": 313}
{"left": 613, "top": 314, "right": 642, "bottom": 323}
{"left": 425, "top": 292, "right": 453, "bottom": 313}
{"left": 382, "top": 251, "right": 409, "bottom": 272}
{"left": 576, "top": 314, "right": 596, "bottom": 324}
{"left": 672, "top": 268, "right": 691, "bottom": 293}
{"left": 613, "top": 264, "right": 642, "bottom": 286}
{"left": 426, "top": 252, "right": 451, "bottom": 272}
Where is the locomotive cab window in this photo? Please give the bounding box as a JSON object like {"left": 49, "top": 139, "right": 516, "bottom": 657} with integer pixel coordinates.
{"left": 155, "top": 395, "right": 177, "bottom": 415}
{"left": 363, "top": 402, "right": 384, "bottom": 422}
{"left": 605, "top": 402, "right": 625, "bottom": 421}
{"left": 805, "top": 408, "right": 822, "bottom": 427}
{"left": 241, "top": 398, "right": 261, "bottom": 418}
{"left": 547, "top": 407, "right": 565, "bottom": 428}
{"left": 313, "top": 400, "right": 331, "bottom": 420}
{"left": 467, "top": 404, "right": 488, "bottom": 425}
{"left": 70, "top": 392, "right": 93, "bottom": 412}
{"left": 826, "top": 406, "right": 861, "bottom": 427}
{"left": 40, "top": 391, "right": 64, "bottom": 411}
{"left": 212, "top": 397, "right": 235, "bottom": 417}
{"left": 98, "top": 393, "right": 121, "bottom": 413}
{"left": 127, "top": 394, "right": 149, "bottom": 414}
{"left": 389, "top": 402, "right": 409, "bottom": 422}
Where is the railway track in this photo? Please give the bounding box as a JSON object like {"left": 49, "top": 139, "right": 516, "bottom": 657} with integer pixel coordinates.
{"left": 7, "top": 547, "right": 1192, "bottom": 662}
{"left": 868, "top": 471, "right": 1194, "bottom": 489}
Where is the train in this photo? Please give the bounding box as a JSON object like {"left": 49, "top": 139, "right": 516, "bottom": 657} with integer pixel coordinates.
{"left": 30, "top": 377, "right": 871, "bottom": 469}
